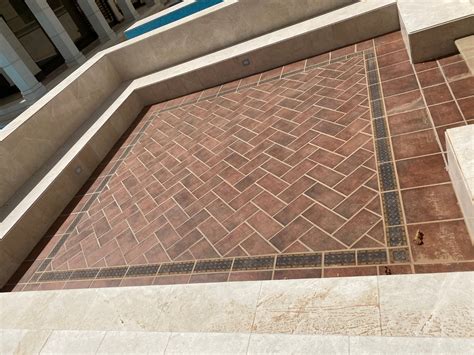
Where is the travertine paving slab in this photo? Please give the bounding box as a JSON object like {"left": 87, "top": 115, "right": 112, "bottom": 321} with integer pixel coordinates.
{"left": 165, "top": 332, "right": 250, "bottom": 354}
{"left": 40, "top": 330, "right": 106, "bottom": 354}
{"left": 252, "top": 277, "right": 380, "bottom": 336}
{"left": 247, "top": 333, "right": 349, "bottom": 354}
{"left": 1, "top": 273, "right": 472, "bottom": 340}
{"left": 349, "top": 335, "right": 474, "bottom": 354}
{"left": 378, "top": 273, "right": 474, "bottom": 337}
{"left": 96, "top": 331, "right": 170, "bottom": 354}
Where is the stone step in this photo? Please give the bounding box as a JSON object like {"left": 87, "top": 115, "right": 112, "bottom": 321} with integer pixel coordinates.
{"left": 1, "top": 273, "right": 472, "bottom": 338}
{"left": 456, "top": 35, "right": 474, "bottom": 74}
{"left": 1, "top": 329, "right": 473, "bottom": 354}
{"left": 398, "top": 0, "right": 474, "bottom": 63}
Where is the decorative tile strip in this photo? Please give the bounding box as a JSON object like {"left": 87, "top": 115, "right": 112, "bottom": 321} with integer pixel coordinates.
{"left": 39, "top": 271, "right": 72, "bottom": 282}
{"left": 158, "top": 261, "right": 195, "bottom": 275}
{"left": 365, "top": 51, "right": 408, "bottom": 249}
{"left": 389, "top": 248, "right": 411, "bottom": 263}
{"left": 96, "top": 266, "right": 128, "bottom": 279}
{"left": 374, "top": 138, "right": 392, "bottom": 163}
{"left": 357, "top": 249, "right": 388, "bottom": 265}
{"left": 275, "top": 253, "right": 322, "bottom": 269}
{"left": 194, "top": 259, "right": 233, "bottom": 273}
{"left": 70, "top": 268, "right": 100, "bottom": 280}
{"left": 381, "top": 191, "right": 403, "bottom": 226}
{"left": 324, "top": 251, "right": 356, "bottom": 266}
{"left": 232, "top": 256, "right": 275, "bottom": 271}
{"left": 125, "top": 264, "right": 160, "bottom": 277}
{"left": 386, "top": 226, "right": 408, "bottom": 247}
{"left": 378, "top": 162, "right": 397, "bottom": 191}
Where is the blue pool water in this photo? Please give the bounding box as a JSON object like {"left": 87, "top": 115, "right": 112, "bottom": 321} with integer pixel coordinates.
{"left": 125, "top": 0, "right": 224, "bottom": 39}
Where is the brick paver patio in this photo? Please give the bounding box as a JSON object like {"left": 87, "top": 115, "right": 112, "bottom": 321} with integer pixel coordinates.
{"left": 3, "top": 31, "right": 474, "bottom": 291}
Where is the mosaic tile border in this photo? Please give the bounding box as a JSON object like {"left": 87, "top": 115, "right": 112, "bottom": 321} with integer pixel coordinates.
{"left": 364, "top": 51, "right": 408, "bottom": 247}
{"left": 30, "top": 248, "right": 414, "bottom": 285}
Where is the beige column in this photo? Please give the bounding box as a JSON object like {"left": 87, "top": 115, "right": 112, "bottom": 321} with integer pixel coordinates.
{"left": 25, "top": 0, "right": 86, "bottom": 67}
{"left": 76, "top": 0, "right": 117, "bottom": 43}
{"left": 116, "top": 0, "right": 139, "bottom": 22}
{"left": 0, "top": 23, "right": 47, "bottom": 102}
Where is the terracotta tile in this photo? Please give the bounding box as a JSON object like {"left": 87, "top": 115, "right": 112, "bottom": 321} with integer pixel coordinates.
{"left": 457, "top": 96, "right": 474, "bottom": 120}
{"left": 441, "top": 61, "right": 470, "bottom": 81}
{"left": 377, "top": 50, "right": 409, "bottom": 68}
{"left": 376, "top": 39, "right": 405, "bottom": 56}
{"left": 378, "top": 265, "right": 412, "bottom": 275}
{"left": 308, "top": 149, "right": 345, "bottom": 168}
{"left": 247, "top": 211, "right": 283, "bottom": 239}
{"left": 334, "top": 166, "right": 374, "bottom": 196}
{"left": 428, "top": 101, "right": 464, "bottom": 126}
{"left": 256, "top": 173, "right": 289, "bottom": 195}
{"left": 189, "top": 272, "right": 229, "bottom": 283}
{"left": 396, "top": 154, "right": 449, "bottom": 189}
{"left": 269, "top": 217, "right": 313, "bottom": 251}
{"left": 229, "top": 270, "right": 273, "bottom": 281}
{"left": 384, "top": 90, "right": 424, "bottom": 115}
{"left": 438, "top": 54, "right": 464, "bottom": 66}
{"left": 334, "top": 187, "right": 377, "bottom": 219}
{"left": 278, "top": 176, "right": 316, "bottom": 203}
{"left": 62, "top": 280, "right": 93, "bottom": 290}
{"left": 167, "top": 230, "right": 204, "bottom": 259}
{"left": 153, "top": 274, "right": 190, "bottom": 285}
{"left": 423, "top": 84, "right": 453, "bottom": 105}
{"left": 274, "top": 195, "right": 313, "bottom": 226}
{"left": 241, "top": 233, "right": 278, "bottom": 255}
{"left": 407, "top": 221, "right": 474, "bottom": 263}
{"left": 303, "top": 204, "right": 345, "bottom": 234}
{"left": 216, "top": 223, "right": 253, "bottom": 255}
{"left": 90, "top": 279, "right": 122, "bottom": 289}
{"left": 401, "top": 184, "right": 462, "bottom": 223}
{"left": 449, "top": 77, "right": 474, "bottom": 99}
{"left": 120, "top": 277, "right": 155, "bottom": 287}
{"left": 307, "top": 164, "right": 344, "bottom": 187}
{"left": 324, "top": 266, "right": 378, "bottom": 278}
{"left": 335, "top": 149, "right": 372, "bottom": 176}
{"left": 374, "top": 31, "right": 403, "bottom": 46}
{"left": 162, "top": 204, "right": 187, "bottom": 229}
{"left": 379, "top": 61, "right": 414, "bottom": 82}
{"left": 436, "top": 122, "right": 466, "bottom": 151}
{"left": 307, "top": 53, "right": 330, "bottom": 67}
{"left": 333, "top": 210, "right": 380, "bottom": 246}
{"left": 391, "top": 129, "right": 440, "bottom": 160}
{"left": 414, "top": 262, "right": 474, "bottom": 274}
{"left": 416, "top": 68, "right": 445, "bottom": 87}
{"left": 413, "top": 60, "right": 438, "bottom": 72}
{"left": 252, "top": 191, "right": 285, "bottom": 216}
{"left": 305, "top": 183, "right": 345, "bottom": 209}
{"left": 222, "top": 203, "right": 257, "bottom": 231}
{"left": 382, "top": 75, "right": 419, "bottom": 97}
{"left": 387, "top": 108, "right": 432, "bottom": 135}
{"left": 273, "top": 268, "right": 322, "bottom": 280}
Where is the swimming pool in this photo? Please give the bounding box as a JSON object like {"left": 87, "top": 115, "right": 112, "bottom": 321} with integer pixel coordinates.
{"left": 125, "top": 0, "right": 224, "bottom": 40}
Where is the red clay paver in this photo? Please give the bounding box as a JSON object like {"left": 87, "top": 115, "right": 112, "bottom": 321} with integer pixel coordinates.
{"left": 3, "top": 31, "right": 474, "bottom": 292}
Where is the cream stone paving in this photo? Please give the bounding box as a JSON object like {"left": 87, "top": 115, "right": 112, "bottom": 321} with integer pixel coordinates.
{"left": 1, "top": 272, "right": 473, "bottom": 338}
{"left": 247, "top": 333, "right": 349, "bottom": 354}
{"left": 1, "top": 329, "right": 473, "bottom": 354}
{"left": 378, "top": 273, "right": 474, "bottom": 337}
{"left": 97, "top": 331, "right": 170, "bottom": 354}
{"left": 252, "top": 277, "right": 380, "bottom": 336}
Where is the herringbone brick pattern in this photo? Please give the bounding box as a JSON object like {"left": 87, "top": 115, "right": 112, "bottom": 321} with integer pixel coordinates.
{"left": 43, "top": 53, "right": 384, "bottom": 272}
{"left": 4, "top": 31, "right": 474, "bottom": 292}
